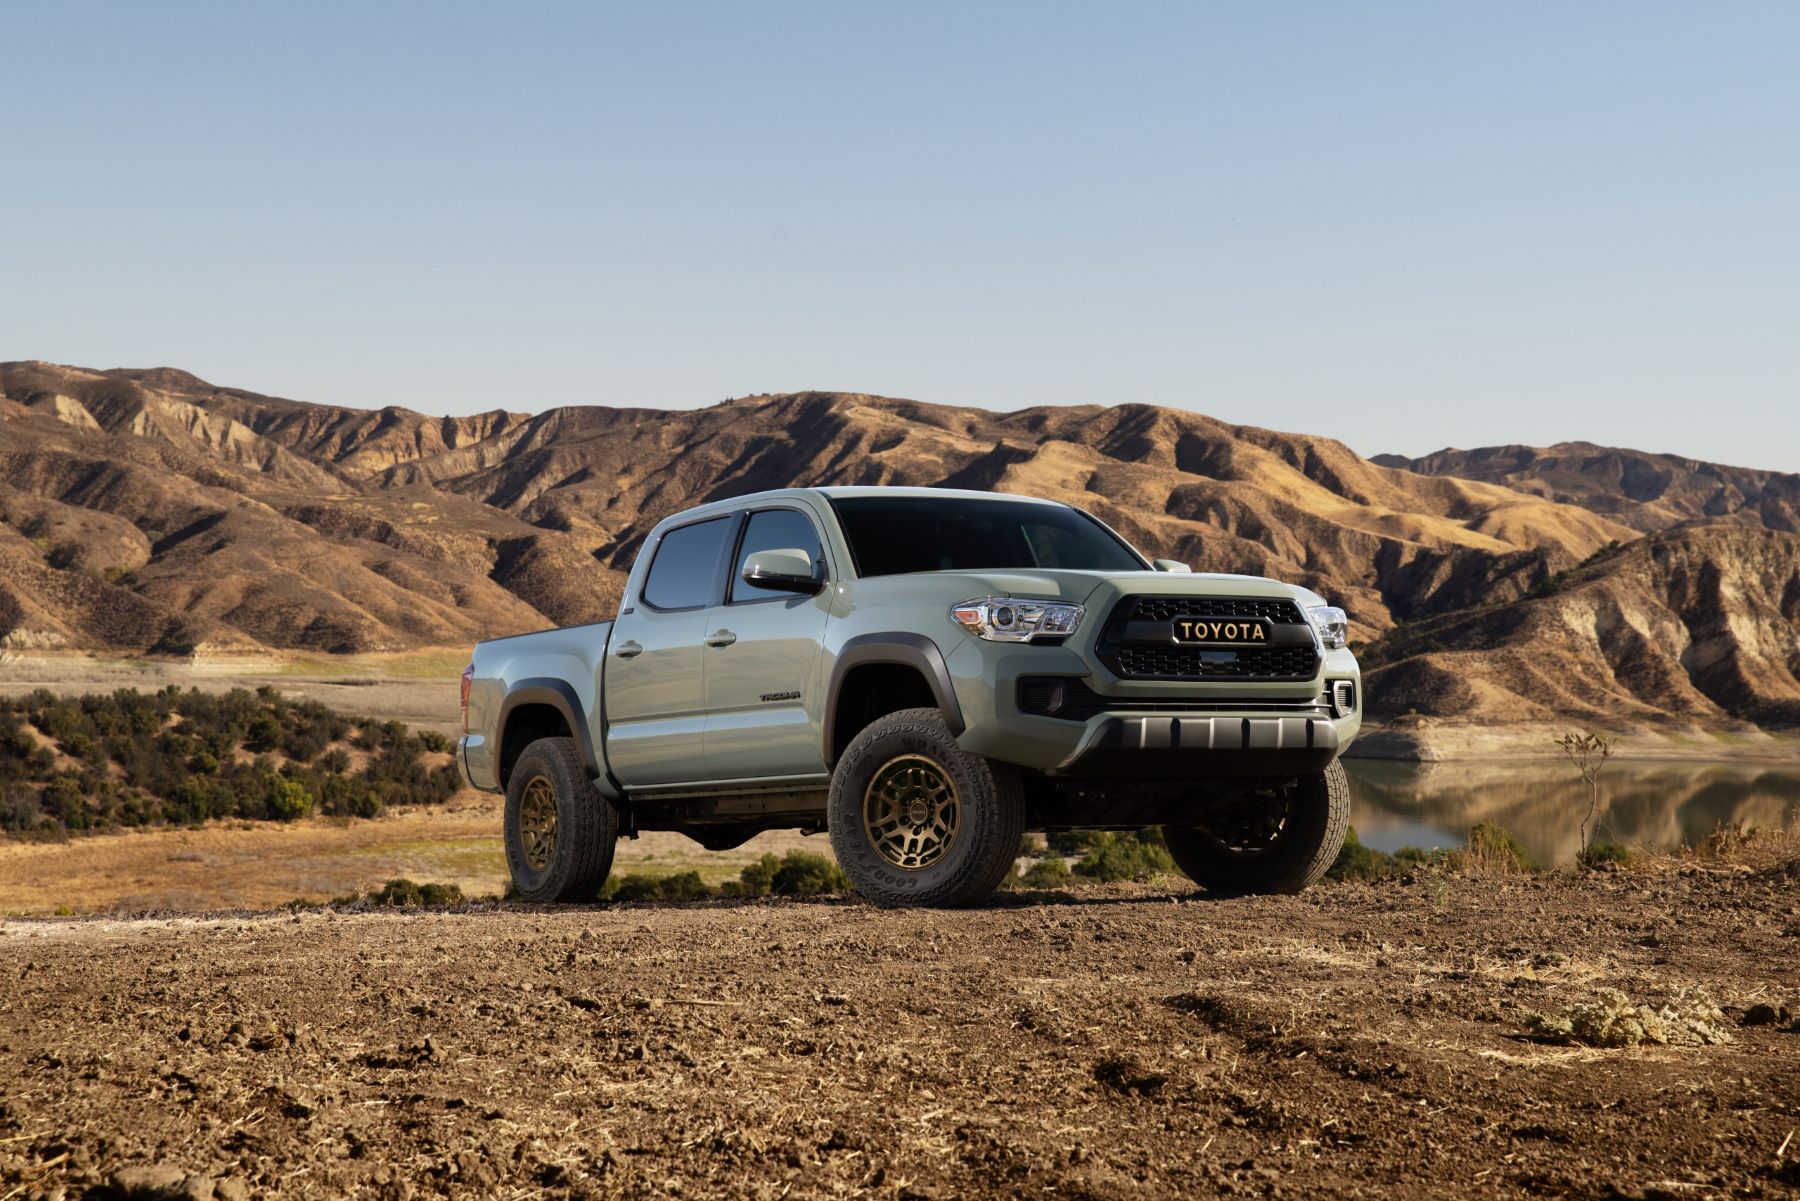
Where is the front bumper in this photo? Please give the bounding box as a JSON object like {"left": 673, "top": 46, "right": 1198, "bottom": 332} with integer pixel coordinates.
{"left": 1059, "top": 713, "right": 1340, "bottom": 778}
{"left": 944, "top": 638, "right": 1361, "bottom": 779}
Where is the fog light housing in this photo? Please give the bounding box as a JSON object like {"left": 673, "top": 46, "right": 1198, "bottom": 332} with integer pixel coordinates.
{"left": 1330, "top": 679, "right": 1357, "bottom": 718}
{"left": 1017, "top": 677, "right": 1067, "bottom": 715}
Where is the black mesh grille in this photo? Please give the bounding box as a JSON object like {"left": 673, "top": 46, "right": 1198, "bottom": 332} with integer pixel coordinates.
{"left": 1114, "top": 644, "right": 1320, "bottom": 681}
{"left": 1129, "top": 597, "right": 1305, "bottom": 623}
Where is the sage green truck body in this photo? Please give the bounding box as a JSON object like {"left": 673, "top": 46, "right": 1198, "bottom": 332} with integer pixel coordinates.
{"left": 458, "top": 487, "right": 1360, "bottom": 845}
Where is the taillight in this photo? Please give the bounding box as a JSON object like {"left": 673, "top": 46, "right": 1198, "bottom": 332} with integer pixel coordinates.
{"left": 460, "top": 663, "right": 474, "bottom": 733}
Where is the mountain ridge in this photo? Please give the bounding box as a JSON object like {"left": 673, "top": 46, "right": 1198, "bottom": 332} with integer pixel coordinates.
{"left": 1373, "top": 441, "right": 1800, "bottom": 534}
{"left": 3, "top": 360, "right": 1796, "bottom": 736}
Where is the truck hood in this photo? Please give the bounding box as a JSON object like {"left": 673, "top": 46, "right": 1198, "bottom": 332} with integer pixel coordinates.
{"left": 849, "top": 569, "right": 1324, "bottom": 610}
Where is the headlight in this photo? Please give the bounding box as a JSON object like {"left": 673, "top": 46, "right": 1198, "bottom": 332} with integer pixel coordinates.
{"left": 1308, "top": 605, "right": 1349, "bottom": 650}
{"left": 950, "top": 597, "right": 1084, "bottom": 643}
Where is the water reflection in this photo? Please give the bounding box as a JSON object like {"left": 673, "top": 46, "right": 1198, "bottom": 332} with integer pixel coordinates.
{"left": 1342, "top": 758, "right": 1800, "bottom": 867}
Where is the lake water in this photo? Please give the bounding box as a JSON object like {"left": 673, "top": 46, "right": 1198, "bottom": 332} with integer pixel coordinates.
{"left": 1341, "top": 757, "right": 1800, "bottom": 867}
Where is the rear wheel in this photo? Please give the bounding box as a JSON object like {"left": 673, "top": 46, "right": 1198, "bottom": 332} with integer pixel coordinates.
{"left": 828, "top": 708, "right": 1025, "bottom": 907}
{"left": 504, "top": 736, "right": 618, "bottom": 902}
{"left": 1162, "top": 761, "right": 1349, "bottom": 895}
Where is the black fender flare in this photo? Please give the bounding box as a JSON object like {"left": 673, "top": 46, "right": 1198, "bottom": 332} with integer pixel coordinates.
{"left": 824, "top": 633, "right": 966, "bottom": 763}
{"left": 496, "top": 678, "right": 601, "bottom": 782}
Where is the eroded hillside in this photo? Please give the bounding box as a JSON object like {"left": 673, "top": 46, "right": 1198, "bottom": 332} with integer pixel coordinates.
{"left": 1363, "top": 526, "right": 1800, "bottom": 729}
{"left": 0, "top": 362, "right": 1633, "bottom": 650}
{"left": 2, "top": 360, "right": 1796, "bottom": 735}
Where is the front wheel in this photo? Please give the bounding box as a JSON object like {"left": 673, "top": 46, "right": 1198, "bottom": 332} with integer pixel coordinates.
{"left": 504, "top": 736, "right": 618, "bottom": 902}
{"left": 828, "top": 708, "right": 1025, "bottom": 908}
{"left": 1162, "top": 761, "right": 1350, "bottom": 895}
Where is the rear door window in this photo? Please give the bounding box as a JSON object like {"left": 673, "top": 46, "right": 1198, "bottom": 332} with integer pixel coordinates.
{"left": 641, "top": 517, "right": 731, "bottom": 610}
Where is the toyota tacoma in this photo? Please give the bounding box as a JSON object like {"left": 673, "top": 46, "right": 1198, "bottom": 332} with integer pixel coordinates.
{"left": 458, "top": 487, "right": 1360, "bottom": 906}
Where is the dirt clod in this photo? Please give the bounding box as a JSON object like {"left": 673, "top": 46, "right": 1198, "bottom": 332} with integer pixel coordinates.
{"left": 105, "top": 1165, "right": 188, "bottom": 1199}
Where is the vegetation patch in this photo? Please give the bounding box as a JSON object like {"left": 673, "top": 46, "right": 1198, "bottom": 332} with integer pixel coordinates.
{"left": 1067, "top": 830, "right": 1176, "bottom": 883}
{"left": 1328, "top": 824, "right": 1536, "bottom": 883}
{"left": 1462, "top": 823, "right": 1538, "bottom": 876}
{"left": 1526, "top": 987, "right": 1735, "bottom": 1048}
{"left": 313, "top": 878, "right": 468, "bottom": 909}
{"left": 1015, "top": 853, "right": 1072, "bottom": 889}
{"left": 1327, "top": 827, "right": 1438, "bottom": 882}
{"left": 1577, "top": 841, "right": 1634, "bottom": 870}
{"left": 597, "top": 850, "right": 853, "bottom": 903}
{"left": 0, "top": 686, "right": 462, "bottom": 837}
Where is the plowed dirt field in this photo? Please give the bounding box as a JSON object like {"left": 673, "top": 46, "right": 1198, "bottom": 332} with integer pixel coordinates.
{"left": 3, "top": 866, "right": 1799, "bottom": 1200}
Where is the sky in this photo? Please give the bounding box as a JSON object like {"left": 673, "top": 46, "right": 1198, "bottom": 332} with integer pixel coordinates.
{"left": 3, "top": 3, "right": 1797, "bottom": 469}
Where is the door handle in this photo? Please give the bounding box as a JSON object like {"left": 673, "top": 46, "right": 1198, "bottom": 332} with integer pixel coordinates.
{"left": 704, "top": 629, "right": 737, "bottom": 648}
{"left": 612, "top": 640, "right": 644, "bottom": 659}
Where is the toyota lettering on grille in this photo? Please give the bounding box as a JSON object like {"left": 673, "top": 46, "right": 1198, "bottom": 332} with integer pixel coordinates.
{"left": 1170, "top": 617, "right": 1272, "bottom": 645}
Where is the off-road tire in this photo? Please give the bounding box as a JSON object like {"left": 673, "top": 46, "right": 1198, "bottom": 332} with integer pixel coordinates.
{"left": 504, "top": 736, "right": 618, "bottom": 903}
{"left": 828, "top": 708, "right": 1026, "bottom": 908}
{"left": 1162, "top": 760, "right": 1350, "bottom": 895}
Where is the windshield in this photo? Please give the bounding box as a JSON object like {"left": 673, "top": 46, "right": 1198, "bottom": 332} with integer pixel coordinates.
{"left": 830, "top": 495, "right": 1147, "bottom": 577}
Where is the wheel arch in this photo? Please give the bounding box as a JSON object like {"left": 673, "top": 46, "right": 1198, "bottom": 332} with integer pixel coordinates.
{"left": 824, "top": 633, "right": 965, "bottom": 765}
{"left": 496, "top": 678, "right": 600, "bottom": 787}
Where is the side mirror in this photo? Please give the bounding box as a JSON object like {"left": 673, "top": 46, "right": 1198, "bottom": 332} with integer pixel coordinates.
{"left": 741, "top": 548, "right": 824, "bottom": 595}
{"left": 1151, "top": 559, "right": 1192, "bottom": 574}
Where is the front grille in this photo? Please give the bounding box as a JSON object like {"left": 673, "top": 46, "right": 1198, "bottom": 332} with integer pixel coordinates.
{"left": 1101, "top": 595, "right": 1321, "bottom": 681}
{"left": 1114, "top": 644, "right": 1321, "bottom": 681}
{"left": 1129, "top": 597, "right": 1305, "bottom": 623}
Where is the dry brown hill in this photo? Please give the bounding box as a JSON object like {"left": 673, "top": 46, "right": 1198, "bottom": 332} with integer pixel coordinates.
{"left": 1374, "top": 442, "right": 1800, "bottom": 534}
{"left": 1362, "top": 526, "right": 1800, "bottom": 729}
{"left": 2, "top": 360, "right": 1795, "bottom": 736}
{"left": 0, "top": 360, "right": 1641, "bottom": 655}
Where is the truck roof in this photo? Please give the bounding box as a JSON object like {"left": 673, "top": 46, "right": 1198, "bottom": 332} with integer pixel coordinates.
{"left": 647, "top": 486, "right": 1071, "bottom": 531}
{"left": 691, "top": 485, "right": 1065, "bottom": 507}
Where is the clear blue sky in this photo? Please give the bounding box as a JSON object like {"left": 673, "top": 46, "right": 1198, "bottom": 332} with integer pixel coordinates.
{"left": 4, "top": 3, "right": 1796, "bottom": 469}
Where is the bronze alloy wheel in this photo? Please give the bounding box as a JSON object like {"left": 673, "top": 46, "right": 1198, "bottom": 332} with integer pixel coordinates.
{"left": 518, "top": 775, "right": 559, "bottom": 871}
{"left": 861, "top": 754, "right": 962, "bottom": 871}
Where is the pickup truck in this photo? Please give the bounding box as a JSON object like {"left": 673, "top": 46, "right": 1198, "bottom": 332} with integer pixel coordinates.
{"left": 458, "top": 486, "right": 1360, "bottom": 907}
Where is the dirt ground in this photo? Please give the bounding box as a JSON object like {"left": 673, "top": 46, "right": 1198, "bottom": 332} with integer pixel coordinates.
{"left": 3, "top": 864, "right": 1798, "bottom": 1200}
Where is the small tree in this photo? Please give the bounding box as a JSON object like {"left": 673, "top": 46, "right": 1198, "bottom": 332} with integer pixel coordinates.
{"left": 1555, "top": 731, "right": 1614, "bottom": 854}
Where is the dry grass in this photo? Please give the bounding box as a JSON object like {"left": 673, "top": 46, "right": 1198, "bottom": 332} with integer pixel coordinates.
{"left": 0, "top": 793, "right": 828, "bottom": 915}
{"left": 1525, "top": 987, "right": 1736, "bottom": 1048}
{"left": 1627, "top": 816, "right": 1800, "bottom": 879}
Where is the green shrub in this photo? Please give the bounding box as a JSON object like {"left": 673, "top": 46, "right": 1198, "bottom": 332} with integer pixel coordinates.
{"left": 361, "top": 878, "right": 465, "bottom": 907}
{"left": 1327, "top": 827, "right": 1398, "bottom": 883}
{"left": 1047, "top": 830, "right": 1101, "bottom": 855}
{"left": 1578, "top": 840, "right": 1634, "bottom": 870}
{"left": 772, "top": 850, "right": 850, "bottom": 895}
{"left": 1072, "top": 831, "right": 1176, "bottom": 883}
{"left": 1463, "top": 823, "right": 1538, "bottom": 875}
{"left": 263, "top": 773, "right": 313, "bottom": 822}
{"left": 656, "top": 871, "right": 711, "bottom": 901}
{"left": 1017, "top": 854, "right": 1072, "bottom": 888}
{"left": 735, "top": 852, "right": 781, "bottom": 896}
{"left": 609, "top": 872, "right": 668, "bottom": 902}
